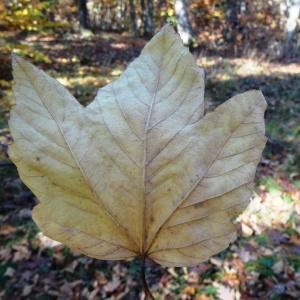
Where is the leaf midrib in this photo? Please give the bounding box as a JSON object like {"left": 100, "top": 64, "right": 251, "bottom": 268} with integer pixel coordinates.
{"left": 141, "top": 33, "right": 178, "bottom": 253}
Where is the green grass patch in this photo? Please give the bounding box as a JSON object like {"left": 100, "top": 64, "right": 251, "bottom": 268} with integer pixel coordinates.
{"left": 245, "top": 255, "right": 276, "bottom": 278}
{"left": 254, "top": 233, "right": 269, "bottom": 246}
{"left": 172, "top": 275, "right": 185, "bottom": 294}
{"left": 259, "top": 177, "right": 282, "bottom": 193}
{"left": 196, "top": 285, "right": 218, "bottom": 299}
{"left": 288, "top": 255, "right": 300, "bottom": 271}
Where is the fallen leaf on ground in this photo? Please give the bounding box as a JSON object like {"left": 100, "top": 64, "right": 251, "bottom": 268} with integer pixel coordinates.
{"left": 0, "top": 224, "right": 17, "bottom": 235}
{"left": 182, "top": 286, "right": 196, "bottom": 295}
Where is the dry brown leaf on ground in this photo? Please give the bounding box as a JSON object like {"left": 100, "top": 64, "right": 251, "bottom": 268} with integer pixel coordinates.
{"left": 8, "top": 25, "right": 266, "bottom": 271}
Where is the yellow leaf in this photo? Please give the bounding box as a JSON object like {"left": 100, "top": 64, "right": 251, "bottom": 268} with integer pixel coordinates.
{"left": 212, "top": 10, "right": 223, "bottom": 18}
{"left": 167, "top": 8, "right": 174, "bottom": 16}
{"left": 9, "top": 25, "right": 267, "bottom": 267}
{"left": 183, "top": 286, "right": 196, "bottom": 295}
{"left": 257, "top": 12, "right": 265, "bottom": 20}
{"left": 196, "top": 295, "right": 213, "bottom": 300}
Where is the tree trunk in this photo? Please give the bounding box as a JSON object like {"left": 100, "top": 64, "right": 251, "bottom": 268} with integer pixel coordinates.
{"left": 147, "top": 0, "right": 154, "bottom": 35}
{"left": 282, "top": 0, "right": 300, "bottom": 57}
{"left": 140, "top": 0, "right": 154, "bottom": 36}
{"left": 129, "top": 0, "right": 138, "bottom": 37}
{"left": 227, "top": 0, "right": 240, "bottom": 54}
{"left": 174, "top": 0, "right": 193, "bottom": 45}
{"left": 77, "top": 0, "right": 90, "bottom": 29}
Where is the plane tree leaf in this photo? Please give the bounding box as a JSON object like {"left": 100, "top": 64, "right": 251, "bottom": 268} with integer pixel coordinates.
{"left": 9, "top": 25, "right": 267, "bottom": 268}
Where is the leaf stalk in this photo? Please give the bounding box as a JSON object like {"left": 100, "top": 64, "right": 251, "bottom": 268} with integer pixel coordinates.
{"left": 141, "top": 255, "right": 155, "bottom": 300}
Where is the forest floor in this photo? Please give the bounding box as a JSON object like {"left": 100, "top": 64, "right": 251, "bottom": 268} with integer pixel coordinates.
{"left": 0, "top": 29, "right": 300, "bottom": 300}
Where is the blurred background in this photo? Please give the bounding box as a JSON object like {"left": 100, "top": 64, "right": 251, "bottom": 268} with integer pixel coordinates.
{"left": 0, "top": 1, "right": 300, "bottom": 299}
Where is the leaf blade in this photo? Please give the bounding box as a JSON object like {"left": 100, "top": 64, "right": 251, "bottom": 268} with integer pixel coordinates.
{"left": 9, "top": 55, "right": 138, "bottom": 259}
{"left": 9, "top": 26, "right": 267, "bottom": 267}
{"left": 85, "top": 25, "right": 204, "bottom": 252}
{"left": 147, "top": 90, "right": 267, "bottom": 265}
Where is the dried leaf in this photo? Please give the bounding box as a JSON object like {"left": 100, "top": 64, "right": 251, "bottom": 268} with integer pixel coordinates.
{"left": 22, "top": 285, "right": 33, "bottom": 297}
{"left": 103, "top": 275, "right": 121, "bottom": 293}
{"left": 0, "top": 224, "right": 17, "bottom": 235}
{"left": 196, "top": 295, "right": 213, "bottom": 300}
{"left": 4, "top": 267, "right": 16, "bottom": 277}
{"left": 216, "top": 283, "right": 236, "bottom": 300}
{"left": 272, "top": 260, "right": 284, "bottom": 274}
{"left": 9, "top": 25, "right": 267, "bottom": 267}
{"left": 183, "top": 286, "right": 196, "bottom": 295}
{"left": 12, "top": 245, "right": 31, "bottom": 261}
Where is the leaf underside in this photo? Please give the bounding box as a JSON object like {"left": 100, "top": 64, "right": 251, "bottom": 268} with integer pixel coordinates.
{"left": 9, "top": 25, "right": 267, "bottom": 267}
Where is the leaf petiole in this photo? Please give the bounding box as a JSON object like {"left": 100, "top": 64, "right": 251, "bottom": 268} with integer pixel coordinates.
{"left": 141, "top": 255, "right": 155, "bottom": 300}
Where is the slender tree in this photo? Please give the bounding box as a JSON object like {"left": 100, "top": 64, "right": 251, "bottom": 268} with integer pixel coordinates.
{"left": 147, "top": 0, "right": 154, "bottom": 34}
{"left": 227, "top": 0, "right": 240, "bottom": 54}
{"left": 77, "top": 0, "right": 90, "bottom": 29}
{"left": 282, "top": 0, "right": 300, "bottom": 57}
{"left": 174, "top": 0, "right": 193, "bottom": 45}
{"left": 129, "top": 0, "right": 138, "bottom": 37}
{"left": 141, "top": 0, "right": 154, "bottom": 36}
